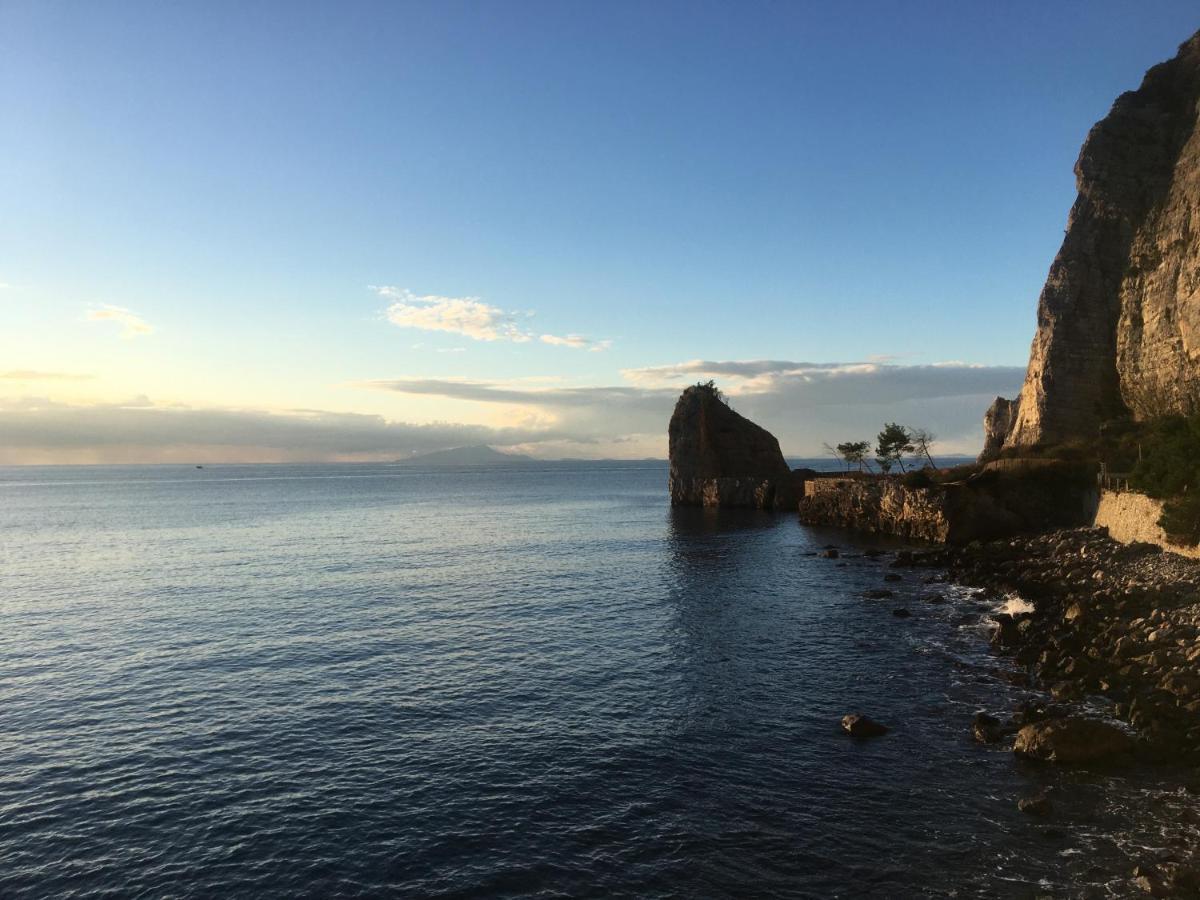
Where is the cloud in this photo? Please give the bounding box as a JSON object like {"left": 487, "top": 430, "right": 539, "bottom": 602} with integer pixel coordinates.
{"left": 0, "top": 398, "right": 574, "bottom": 465}
{"left": 87, "top": 305, "right": 154, "bottom": 338}
{"left": 374, "top": 286, "right": 608, "bottom": 349}
{"left": 0, "top": 359, "right": 1024, "bottom": 463}
{"left": 1, "top": 370, "right": 92, "bottom": 381}
{"left": 539, "top": 334, "right": 612, "bottom": 352}
{"left": 376, "top": 286, "right": 532, "bottom": 343}
{"left": 360, "top": 358, "right": 1025, "bottom": 457}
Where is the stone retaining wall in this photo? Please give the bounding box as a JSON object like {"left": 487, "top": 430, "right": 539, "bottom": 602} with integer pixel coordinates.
{"left": 1094, "top": 490, "right": 1200, "bottom": 560}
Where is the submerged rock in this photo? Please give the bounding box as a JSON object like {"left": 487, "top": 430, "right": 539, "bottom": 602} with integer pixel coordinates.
{"left": 1017, "top": 792, "right": 1054, "bottom": 817}
{"left": 667, "top": 382, "right": 800, "bottom": 509}
{"left": 841, "top": 714, "right": 889, "bottom": 738}
{"left": 1013, "top": 717, "right": 1133, "bottom": 763}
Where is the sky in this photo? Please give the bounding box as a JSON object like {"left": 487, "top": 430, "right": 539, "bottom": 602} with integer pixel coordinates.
{"left": 2, "top": 1, "right": 1199, "bottom": 463}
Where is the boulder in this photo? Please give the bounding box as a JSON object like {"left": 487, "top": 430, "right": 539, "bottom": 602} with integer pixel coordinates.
{"left": 972, "top": 712, "right": 1005, "bottom": 744}
{"left": 841, "top": 714, "right": 889, "bottom": 737}
{"left": 1013, "top": 717, "right": 1134, "bottom": 763}
{"left": 1017, "top": 792, "right": 1054, "bottom": 817}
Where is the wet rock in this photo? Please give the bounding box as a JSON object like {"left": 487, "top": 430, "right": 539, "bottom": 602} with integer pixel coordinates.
{"left": 1050, "top": 680, "right": 1084, "bottom": 702}
{"left": 1018, "top": 792, "right": 1053, "bottom": 817}
{"left": 883, "top": 573, "right": 903, "bottom": 582}
{"left": 990, "top": 613, "right": 1025, "bottom": 649}
{"left": 971, "top": 712, "right": 1004, "bottom": 743}
{"left": 892, "top": 608, "right": 911, "bottom": 618}
{"left": 820, "top": 548, "right": 840, "bottom": 559}
{"left": 1013, "top": 717, "right": 1134, "bottom": 763}
{"left": 862, "top": 589, "right": 894, "bottom": 600}
{"left": 841, "top": 714, "right": 889, "bottom": 737}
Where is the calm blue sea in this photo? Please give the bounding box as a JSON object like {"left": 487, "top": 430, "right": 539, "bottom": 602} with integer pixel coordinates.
{"left": 0, "top": 461, "right": 1193, "bottom": 898}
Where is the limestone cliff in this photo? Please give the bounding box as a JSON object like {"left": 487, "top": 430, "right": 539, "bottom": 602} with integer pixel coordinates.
{"left": 981, "top": 396, "right": 1020, "bottom": 459}
{"left": 999, "top": 30, "right": 1200, "bottom": 448}
{"left": 668, "top": 383, "right": 798, "bottom": 509}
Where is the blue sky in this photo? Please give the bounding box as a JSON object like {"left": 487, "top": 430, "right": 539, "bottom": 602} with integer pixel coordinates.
{"left": 2, "top": 1, "right": 1198, "bottom": 462}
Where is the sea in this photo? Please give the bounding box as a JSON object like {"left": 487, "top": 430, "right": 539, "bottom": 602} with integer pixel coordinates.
{"left": 1, "top": 460, "right": 1196, "bottom": 898}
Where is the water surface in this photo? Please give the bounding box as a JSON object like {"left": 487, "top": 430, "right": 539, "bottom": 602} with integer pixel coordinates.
{"left": 0, "top": 462, "right": 1194, "bottom": 897}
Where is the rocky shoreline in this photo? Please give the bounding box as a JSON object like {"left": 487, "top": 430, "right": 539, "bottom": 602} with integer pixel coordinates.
{"left": 905, "top": 528, "right": 1200, "bottom": 765}
{"left": 899, "top": 527, "right": 1200, "bottom": 896}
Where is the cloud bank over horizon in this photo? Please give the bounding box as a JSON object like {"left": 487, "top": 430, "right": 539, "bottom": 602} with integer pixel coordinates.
{"left": 0, "top": 359, "right": 1024, "bottom": 464}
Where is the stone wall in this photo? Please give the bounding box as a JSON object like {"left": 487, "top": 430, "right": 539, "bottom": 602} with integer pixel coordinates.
{"left": 1094, "top": 489, "right": 1200, "bottom": 559}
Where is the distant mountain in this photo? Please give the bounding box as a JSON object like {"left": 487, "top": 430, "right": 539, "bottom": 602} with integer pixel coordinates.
{"left": 394, "top": 445, "right": 535, "bottom": 466}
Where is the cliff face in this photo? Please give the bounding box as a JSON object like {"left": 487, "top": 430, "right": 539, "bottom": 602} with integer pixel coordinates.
{"left": 799, "top": 463, "right": 1098, "bottom": 544}
{"left": 1000, "top": 30, "right": 1200, "bottom": 448}
{"left": 981, "top": 396, "right": 1020, "bottom": 459}
{"left": 668, "top": 384, "right": 798, "bottom": 509}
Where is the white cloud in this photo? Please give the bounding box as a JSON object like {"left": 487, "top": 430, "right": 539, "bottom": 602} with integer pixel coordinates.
{"left": 87, "top": 305, "right": 154, "bottom": 338}
{"left": 539, "top": 334, "right": 612, "bottom": 352}
{"left": 374, "top": 286, "right": 609, "bottom": 349}
{"left": 375, "top": 286, "right": 532, "bottom": 343}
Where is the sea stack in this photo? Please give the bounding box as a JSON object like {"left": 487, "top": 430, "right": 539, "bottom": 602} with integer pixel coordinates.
{"left": 993, "top": 30, "right": 1200, "bottom": 449}
{"left": 668, "top": 382, "right": 798, "bottom": 509}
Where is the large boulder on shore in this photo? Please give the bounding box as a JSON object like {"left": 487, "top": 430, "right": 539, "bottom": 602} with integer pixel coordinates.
{"left": 668, "top": 383, "right": 799, "bottom": 509}
{"left": 1013, "top": 717, "right": 1134, "bottom": 763}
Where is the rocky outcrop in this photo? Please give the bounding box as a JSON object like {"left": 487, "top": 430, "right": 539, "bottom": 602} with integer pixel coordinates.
{"left": 998, "top": 30, "right": 1200, "bottom": 448}
{"left": 1013, "top": 718, "right": 1133, "bottom": 764}
{"left": 981, "top": 396, "right": 1019, "bottom": 459}
{"left": 798, "top": 463, "right": 1096, "bottom": 544}
{"left": 668, "top": 383, "right": 799, "bottom": 509}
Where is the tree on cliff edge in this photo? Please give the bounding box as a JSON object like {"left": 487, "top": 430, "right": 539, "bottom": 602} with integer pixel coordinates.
{"left": 910, "top": 428, "right": 937, "bottom": 468}
{"left": 876, "top": 423, "right": 915, "bottom": 474}
{"left": 833, "top": 440, "right": 872, "bottom": 472}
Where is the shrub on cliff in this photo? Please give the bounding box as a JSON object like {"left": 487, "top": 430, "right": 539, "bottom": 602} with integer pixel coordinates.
{"left": 1129, "top": 416, "right": 1200, "bottom": 498}
{"left": 902, "top": 468, "right": 933, "bottom": 488}
{"left": 1126, "top": 416, "right": 1200, "bottom": 544}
